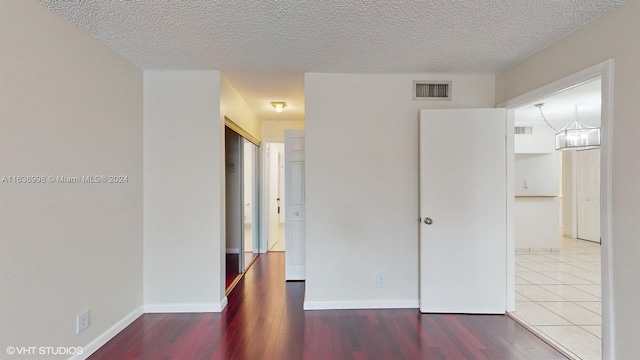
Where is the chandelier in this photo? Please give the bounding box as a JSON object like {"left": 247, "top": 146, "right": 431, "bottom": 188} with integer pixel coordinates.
{"left": 534, "top": 103, "right": 601, "bottom": 151}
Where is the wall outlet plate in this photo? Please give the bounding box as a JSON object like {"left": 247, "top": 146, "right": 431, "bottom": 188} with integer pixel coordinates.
{"left": 376, "top": 274, "right": 385, "bottom": 288}
{"left": 76, "top": 310, "right": 90, "bottom": 334}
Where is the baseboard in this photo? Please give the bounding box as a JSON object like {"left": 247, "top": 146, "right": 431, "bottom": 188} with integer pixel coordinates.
{"left": 144, "top": 298, "right": 228, "bottom": 313}
{"left": 225, "top": 248, "right": 240, "bottom": 254}
{"left": 70, "top": 305, "right": 143, "bottom": 360}
{"left": 69, "top": 298, "right": 229, "bottom": 359}
{"left": 515, "top": 247, "right": 560, "bottom": 253}
{"left": 303, "top": 299, "right": 419, "bottom": 310}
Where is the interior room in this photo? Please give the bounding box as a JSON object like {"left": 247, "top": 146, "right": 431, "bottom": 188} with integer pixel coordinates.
{"left": 1, "top": 1, "right": 638, "bottom": 359}
{"left": 511, "top": 79, "right": 603, "bottom": 359}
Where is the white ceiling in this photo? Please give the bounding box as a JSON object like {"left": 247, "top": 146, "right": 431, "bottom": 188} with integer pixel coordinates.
{"left": 40, "top": 0, "right": 623, "bottom": 122}
{"left": 514, "top": 78, "right": 601, "bottom": 129}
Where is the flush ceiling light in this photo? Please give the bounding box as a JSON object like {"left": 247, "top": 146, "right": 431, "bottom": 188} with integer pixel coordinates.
{"left": 535, "top": 103, "right": 601, "bottom": 151}
{"left": 271, "top": 102, "right": 286, "bottom": 113}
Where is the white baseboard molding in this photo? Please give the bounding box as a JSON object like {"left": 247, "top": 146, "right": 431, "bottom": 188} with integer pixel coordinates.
{"left": 71, "top": 305, "right": 143, "bottom": 360}
{"left": 515, "top": 247, "right": 560, "bottom": 253}
{"left": 225, "top": 248, "right": 240, "bottom": 254}
{"left": 69, "top": 298, "right": 229, "bottom": 359}
{"left": 303, "top": 299, "right": 419, "bottom": 310}
{"left": 144, "top": 298, "right": 228, "bottom": 313}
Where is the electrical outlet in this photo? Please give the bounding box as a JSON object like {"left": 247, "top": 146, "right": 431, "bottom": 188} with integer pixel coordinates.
{"left": 76, "top": 310, "right": 90, "bottom": 334}
{"left": 376, "top": 274, "right": 385, "bottom": 288}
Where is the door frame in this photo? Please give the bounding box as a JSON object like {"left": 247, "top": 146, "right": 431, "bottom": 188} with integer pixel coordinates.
{"left": 498, "top": 59, "right": 614, "bottom": 360}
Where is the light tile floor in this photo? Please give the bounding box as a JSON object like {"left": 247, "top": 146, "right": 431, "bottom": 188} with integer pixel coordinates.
{"left": 512, "top": 237, "right": 602, "bottom": 360}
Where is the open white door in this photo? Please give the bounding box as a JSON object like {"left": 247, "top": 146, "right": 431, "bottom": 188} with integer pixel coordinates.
{"left": 419, "top": 109, "right": 507, "bottom": 314}
{"left": 285, "top": 130, "right": 305, "bottom": 280}
{"left": 576, "top": 149, "right": 600, "bottom": 243}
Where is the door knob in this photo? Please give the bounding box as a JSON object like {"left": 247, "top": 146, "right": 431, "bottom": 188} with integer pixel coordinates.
{"left": 423, "top": 217, "right": 433, "bottom": 225}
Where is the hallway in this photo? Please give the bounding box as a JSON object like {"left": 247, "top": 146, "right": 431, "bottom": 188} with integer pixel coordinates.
{"left": 90, "top": 253, "right": 566, "bottom": 359}
{"left": 268, "top": 223, "right": 286, "bottom": 252}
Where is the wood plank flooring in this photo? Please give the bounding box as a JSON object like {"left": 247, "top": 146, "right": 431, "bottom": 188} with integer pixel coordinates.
{"left": 225, "top": 253, "right": 240, "bottom": 289}
{"left": 90, "top": 253, "right": 566, "bottom": 359}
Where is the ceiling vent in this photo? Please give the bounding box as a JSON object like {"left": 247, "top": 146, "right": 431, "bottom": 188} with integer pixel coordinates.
{"left": 413, "top": 81, "right": 451, "bottom": 100}
{"left": 515, "top": 126, "right": 533, "bottom": 134}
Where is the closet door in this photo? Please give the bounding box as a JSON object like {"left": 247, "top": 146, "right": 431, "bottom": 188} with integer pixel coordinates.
{"left": 285, "top": 130, "right": 305, "bottom": 280}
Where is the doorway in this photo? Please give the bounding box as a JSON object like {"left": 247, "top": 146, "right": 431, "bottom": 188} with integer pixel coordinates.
{"left": 508, "top": 76, "right": 604, "bottom": 360}
{"left": 225, "top": 126, "right": 260, "bottom": 292}
{"left": 265, "top": 142, "right": 286, "bottom": 252}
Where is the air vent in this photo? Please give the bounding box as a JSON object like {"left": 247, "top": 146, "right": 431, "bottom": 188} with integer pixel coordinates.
{"left": 515, "top": 126, "right": 533, "bottom": 134}
{"left": 413, "top": 81, "right": 451, "bottom": 100}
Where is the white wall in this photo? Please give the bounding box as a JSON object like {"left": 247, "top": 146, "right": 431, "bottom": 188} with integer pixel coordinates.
{"left": 514, "top": 153, "right": 560, "bottom": 250}
{"left": 221, "top": 75, "right": 261, "bottom": 141}
{"left": 261, "top": 120, "right": 305, "bottom": 141}
{"left": 514, "top": 125, "right": 557, "bottom": 153}
{"left": 515, "top": 199, "right": 559, "bottom": 250}
{"left": 143, "top": 71, "right": 226, "bottom": 311}
{"left": 304, "top": 73, "right": 495, "bottom": 307}
{"left": 1, "top": 0, "right": 143, "bottom": 354}
{"left": 496, "top": 1, "right": 640, "bottom": 357}
{"left": 514, "top": 154, "right": 559, "bottom": 196}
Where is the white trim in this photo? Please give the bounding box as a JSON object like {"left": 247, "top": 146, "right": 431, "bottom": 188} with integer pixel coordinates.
{"left": 225, "top": 248, "right": 240, "bottom": 254}
{"left": 497, "top": 61, "right": 608, "bottom": 109}
{"left": 599, "top": 59, "right": 615, "bottom": 360}
{"left": 571, "top": 151, "right": 578, "bottom": 238}
{"left": 515, "top": 248, "right": 560, "bottom": 253}
{"left": 144, "top": 298, "right": 228, "bottom": 313}
{"left": 499, "top": 59, "right": 614, "bottom": 360}
{"left": 505, "top": 109, "right": 515, "bottom": 312}
{"left": 70, "top": 306, "right": 143, "bottom": 360}
{"left": 303, "top": 299, "right": 419, "bottom": 310}
{"left": 70, "top": 298, "right": 229, "bottom": 359}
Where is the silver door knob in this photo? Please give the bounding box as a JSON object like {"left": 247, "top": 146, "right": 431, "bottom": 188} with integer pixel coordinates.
{"left": 423, "top": 217, "right": 433, "bottom": 225}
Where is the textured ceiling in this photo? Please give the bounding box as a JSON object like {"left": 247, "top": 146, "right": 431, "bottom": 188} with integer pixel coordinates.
{"left": 40, "top": 0, "right": 623, "bottom": 122}
{"left": 515, "top": 78, "right": 601, "bottom": 128}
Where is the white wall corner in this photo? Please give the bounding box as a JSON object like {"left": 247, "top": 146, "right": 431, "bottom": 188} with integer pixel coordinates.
{"left": 71, "top": 306, "right": 144, "bottom": 360}
{"left": 71, "top": 297, "right": 229, "bottom": 359}
{"left": 303, "top": 299, "right": 419, "bottom": 311}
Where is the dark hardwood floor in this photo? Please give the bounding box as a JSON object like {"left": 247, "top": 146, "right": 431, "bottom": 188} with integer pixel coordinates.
{"left": 225, "top": 253, "right": 240, "bottom": 289}
{"left": 90, "top": 253, "right": 566, "bottom": 359}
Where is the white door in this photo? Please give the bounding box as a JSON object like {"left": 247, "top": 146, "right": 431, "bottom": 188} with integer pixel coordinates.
{"left": 285, "top": 130, "right": 305, "bottom": 280}
{"left": 419, "top": 109, "right": 507, "bottom": 314}
{"left": 576, "top": 149, "right": 600, "bottom": 243}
